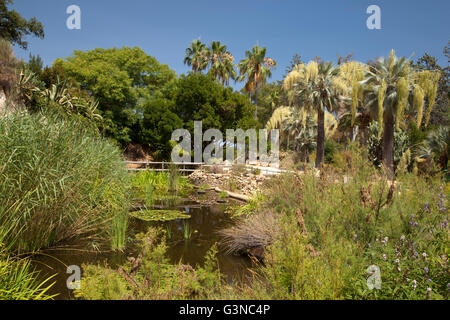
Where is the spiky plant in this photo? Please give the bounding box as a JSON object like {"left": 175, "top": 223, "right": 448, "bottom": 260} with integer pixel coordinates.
{"left": 284, "top": 61, "right": 346, "bottom": 168}
{"left": 417, "top": 126, "right": 449, "bottom": 170}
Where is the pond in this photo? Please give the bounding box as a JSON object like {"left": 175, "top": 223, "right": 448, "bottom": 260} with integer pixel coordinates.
{"left": 32, "top": 197, "right": 254, "bottom": 300}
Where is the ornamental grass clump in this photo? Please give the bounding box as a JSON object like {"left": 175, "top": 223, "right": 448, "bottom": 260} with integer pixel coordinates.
{"left": 0, "top": 243, "right": 55, "bottom": 300}
{"left": 0, "top": 109, "right": 130, "bottom": 252}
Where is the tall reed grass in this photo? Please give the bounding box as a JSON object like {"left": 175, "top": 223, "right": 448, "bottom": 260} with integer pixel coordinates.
{"left": 0, "top": 244, "right": 55, "bottom": 300}
{"left": 0, "top": 110, "right": 130, "bottom": 252}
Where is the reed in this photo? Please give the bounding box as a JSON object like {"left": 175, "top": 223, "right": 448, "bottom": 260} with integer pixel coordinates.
{"left": 0, "top": 109, "right": 130, "bottom": 252}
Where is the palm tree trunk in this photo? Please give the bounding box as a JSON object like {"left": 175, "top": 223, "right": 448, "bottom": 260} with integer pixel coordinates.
{"left": 316, "top": 108, "right": 325, "bottom": 169}
{"left": 383, "top": 111, "right": 395, "bottom": 179}
{"left": 254, "top": 85, "right": 258, "bottom": 121}
{"left": 359, "top": 112, "right": 370, "bottom": 147}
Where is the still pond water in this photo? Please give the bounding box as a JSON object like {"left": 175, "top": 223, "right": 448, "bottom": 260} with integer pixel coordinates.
{"left": 32, "top": 199, "right": 253, "bottom": 300}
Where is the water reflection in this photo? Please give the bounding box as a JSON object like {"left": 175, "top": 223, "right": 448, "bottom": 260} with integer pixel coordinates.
{"left": 32, "top": 200, "right": 253, "bottom": 300}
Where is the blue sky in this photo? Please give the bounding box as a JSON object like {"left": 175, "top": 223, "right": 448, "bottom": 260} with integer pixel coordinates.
{"left": 11, "top": 0, "right": 450, "bottom": 90}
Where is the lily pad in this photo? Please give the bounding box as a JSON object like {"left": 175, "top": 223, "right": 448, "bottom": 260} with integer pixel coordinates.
{"left": 130, "top": 209, "right": 191, "bottom": 222}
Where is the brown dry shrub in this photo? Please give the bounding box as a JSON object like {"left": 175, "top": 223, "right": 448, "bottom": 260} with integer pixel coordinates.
{"left": 219, "top": 210, "right": 280, "bottom": 258}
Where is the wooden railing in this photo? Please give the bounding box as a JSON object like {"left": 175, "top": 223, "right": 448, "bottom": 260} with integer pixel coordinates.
{"left": 124, "top": 161, "right": 204, "bottom": 173}
{"left": 124, "top": 161, "right": 292, "bottom": 176}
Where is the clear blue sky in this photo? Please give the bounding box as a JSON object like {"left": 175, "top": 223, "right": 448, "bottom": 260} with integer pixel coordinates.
{"left": 11, "top": 0, "right": 450, "bottom": 90}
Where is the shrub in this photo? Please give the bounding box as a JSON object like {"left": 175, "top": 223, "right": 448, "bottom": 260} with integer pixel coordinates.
{"left": 228, "top": 146, "right": 448, "bottom": 300}
{"left": 324, "top": 139, "right": 339, "bottom": 164}
{"left": 0, "top": 110, "right": 130, "bottom": 252}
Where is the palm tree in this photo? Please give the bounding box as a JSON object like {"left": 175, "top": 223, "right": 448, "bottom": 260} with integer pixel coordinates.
{"left": 284, "top": 61, "right": 346, "bottom": 168}
{"left": 207, "top": 41, "right": 236, "bottom": 86}
{"left": 237, "top": 45, "right": 277, "bottom": 120}
{"left": 183, "top": 39, "right": 209, "bottom": 73}
{"left": 417, "top": 126, "right": 449, "bottom": 171}
{"left": 360, "top": 50, "right": 440, "bottom": 178}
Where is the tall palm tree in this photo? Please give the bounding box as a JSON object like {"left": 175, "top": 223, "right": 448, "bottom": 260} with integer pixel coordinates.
{"left": 284, "top": 61, "right": 346, "bottom": 168}
{"left": 238, "top": 45, "right": 277, "bottom": 120}
{"left": 207, "top": 41, "right": 236, "bottom": 86}
{"left": 183, "top": 39, "right": 209, "bottom": 73}
{"left": 360, "top": 50, "right": 440, "bottom": 178}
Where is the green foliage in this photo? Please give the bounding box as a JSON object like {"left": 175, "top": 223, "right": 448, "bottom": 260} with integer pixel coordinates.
{"left": 218, "top": 191, "right": 229, "bottom": 200}
{"left": 77, "top": 228, "right": 223, "bottom": 300}
{"left": 129, "top": 210, "right": 190, "bottom": 222}
{"left": 350, "top": 183, "right": 448, "bottom": 299}
{"left": 324, "top": 139, "right": 339, "bottom": 163}
{"left": 57, "top": 47, "right": 177, "bottom": 145}
{"left": 237, "top": 44, "right": 277, "bottom": 120}
{"left": 367, "top": 121, "right": 410, "bottom": 169}
{"left": 231, "top": 147, "right": 448, "bottom": 300}
{"left": 0, "top": 0, "right": 44, "bottom": 49}
{"left": 249, "top": 216, "right": 351, "bottom": 300}
{"left": 0, "top": 110, "right": 130, "bottom": 252}
{"left": 226, "top": 193, "right": 266, "bottom": 218}
{"left": 138, "top": 97, "right": 183, "bottom": 159}
{"left": 0, "top": 244, "right": 55, "bottom": 300}
{"left": 26, "top": 54, "right": 43, "bottom": 77}
{"left": 174, "top": 73, "right": 257, "bottom": 133}
{"left": 130, "top": 171, "right": 193, "bottom": 203}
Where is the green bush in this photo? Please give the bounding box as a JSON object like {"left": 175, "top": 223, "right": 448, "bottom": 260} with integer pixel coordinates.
{"left": 324, "top": 139, "right": 339, "bottom": 164}
{"left": 232, "top": 147, "right": 448, "bottom": 300}
{"left": 0, "top": 110, "right": 130, "bottom": 252}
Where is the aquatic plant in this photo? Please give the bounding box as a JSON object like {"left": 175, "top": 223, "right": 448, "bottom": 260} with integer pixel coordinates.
{"left": 76, "top": 228, "right": 223, "bottom": 300}
{"left": 182, "top": 221, "right": 193, "bottom": 240}
{"left": 129, "top": 210, "right": 190, "bottom": 222}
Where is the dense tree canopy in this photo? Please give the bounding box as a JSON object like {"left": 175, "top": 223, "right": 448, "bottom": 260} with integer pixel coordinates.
{"left": 0, "top": 0, "right": 44, "bottom": 49}
{"left": 56, "top": 47, "right": 177, "bottom": 144}
{"left": 174, "top": 73, "right": 258, "bottom": 134}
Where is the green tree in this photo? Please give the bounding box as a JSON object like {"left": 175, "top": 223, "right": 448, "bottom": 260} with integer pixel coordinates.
{"left": 0, "top": 0, "right": 44, "bottom": 49}
{"left": 139, "top": 97, "right": 183, "bottom": 159}
{"left": 256, "top": 82, "right": 284, "bottom": 125}
{"left": 207, "top": 41, "right": 236, "bottom": 86}
{"left": 237, "top": 45, "right": 277, "bottom": 120}
{"left": 183, "top": 39, "right": 209, "bottom": 73}
{"left": 417, "top": 126, "right": 449, "bottom": 171}
{"left": 174, "top": 73, "right": 257, "bottom": 134}
{"left": 57, "top": 46, "right": 177, "bottom": 144}
{"left": 284, "top": 61, "right": 346, "bottom": 168}
{"left": 361, "top": 50, "right": 440, "bottom": 178}
{"left": 26, "top": 53, "right": 43, "bottom": 77}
